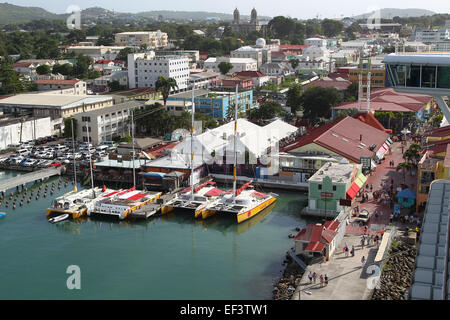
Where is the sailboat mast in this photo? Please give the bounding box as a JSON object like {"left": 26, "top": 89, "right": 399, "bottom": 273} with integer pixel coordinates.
{"left": 71, "top": 118, "right": 77, "bottom": 192}
{"left": 131, "top": 108, "right": 136, "bottom": 188}
{"left": 190, "top": 88, "right": 195, "bottom": 201}
{"left": 85, "top": 120, "right": 95, "bottom": 198}
{"left": 233, "top": 84, "right": 238, "bottom": 202}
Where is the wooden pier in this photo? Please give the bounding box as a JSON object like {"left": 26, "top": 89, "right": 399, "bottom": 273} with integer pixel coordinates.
{"left": 128, "top": 193, "right": 176, "bottom": 219}
{"left": 0, "top": 167, "right": 63, "bottom": 193}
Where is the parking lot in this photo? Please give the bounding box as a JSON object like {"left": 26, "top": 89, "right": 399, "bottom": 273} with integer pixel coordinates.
{"left": 0, "top": 136, "right": 117, "bottom": 170}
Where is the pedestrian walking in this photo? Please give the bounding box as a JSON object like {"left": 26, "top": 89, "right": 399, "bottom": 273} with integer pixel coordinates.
{"left": 312, "top": 272, "right": 317, "bottom": 284}
{"left": 366, "top": 235, "right": 370, "bottom": 246}
{"left": 319, "top": 274, "right": 324, "bottom": 287}
{"left": 370, "top": 184, "right": 373, "bottom": 192}
{"left": 361, "top": 256, "right": 366, "bottom": 267}
{"left": 324, "top": 274, "right": 329, "bottom": 286}
{"left": 308, "top": 271, "right": 313, "bottom": 284}
{"left": 350, "top": 245, "right": 355, "bottom": 257}
{"left": 361, "top": 236, "right": 365, "bottom": 249}
{"left": 345, "top": 245, "right": 349, "bottom": 257}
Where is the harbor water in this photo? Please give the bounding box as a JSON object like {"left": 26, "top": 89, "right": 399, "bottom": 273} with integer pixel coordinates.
{"left": 0, "top": 170, "right": 313, "bottom": 299}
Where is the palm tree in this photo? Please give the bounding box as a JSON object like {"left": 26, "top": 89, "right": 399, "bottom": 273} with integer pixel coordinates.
{"left": 396, "top": 162, "right": 412, "bottom": 184}
{"left": 155, "top": 76, "right": 178, "bottom": 106}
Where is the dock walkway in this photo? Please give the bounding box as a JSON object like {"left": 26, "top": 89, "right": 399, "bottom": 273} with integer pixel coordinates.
{"left": 0, "top": 167, "right": 63, "bottom": 193}
{"left": 211, "top": 174, "right": 308, "bottom": 191}
{"left": 128, "top": 193, "right": 176, "bottom": 219}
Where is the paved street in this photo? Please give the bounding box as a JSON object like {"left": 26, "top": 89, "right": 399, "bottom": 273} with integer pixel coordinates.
{"left": 294, "top": 234, "right": 379, "bottom": 300}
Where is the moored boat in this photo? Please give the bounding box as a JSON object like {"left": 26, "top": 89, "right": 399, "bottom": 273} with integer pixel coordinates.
{"left": 48, "top": 213, "right": 69, "bottom": 223}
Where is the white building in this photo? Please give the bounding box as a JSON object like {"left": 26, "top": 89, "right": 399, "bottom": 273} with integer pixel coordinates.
{"left": 93, "top": 71, "right": 129, "bottom": 92}
{"left": 304, "top": 37, "right": 327, "bottom": 48}
{"left": 230, "top": 41, "right": 272, "bottom": 68}
{"left": 0, "top": 94, "right": 114, "bottom": 120}
{"left": 0, "top": 117, "right": 52, "bottom": 150}
{"left": 115, "top": 31, "right": 168, "bottom": 48}
{"left": 66, "top": 46, "right": 127, "bottom": 60}
{"left": 414, "top": 28, "right": 450, "bottom": 43}
{"left": 35, "top": 79, "right": 87, "bottom": 95}
{"left": 74, "top": 101, "right": 143, "bottom": 145}
{"left": 204, "top": 57, "right": 258, "bottom": 74}
{"left": 302, "top": 45, "right": 330, "bottom": 60}
{"left": 260, "top": 62, "right": 292, "bottom": 76}
{"left": 127, "top": 53, "right": 189, "bottom": 91}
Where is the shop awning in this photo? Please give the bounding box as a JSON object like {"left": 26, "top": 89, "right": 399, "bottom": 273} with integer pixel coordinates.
{"left": 355, "top": 173, "right": 367, "bottom": 188}
{"left": 376, "top": 145, "right": 388, "bottom": 159}
{"left": 346, "top": 182, "right": 361, "bottom": 200}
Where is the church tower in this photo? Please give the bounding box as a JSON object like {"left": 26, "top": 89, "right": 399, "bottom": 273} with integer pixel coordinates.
{"left": 233, "top": 8, "right": 240, "bottom": 24}
{"left": 250, "top": 8, "right": 258, "bottom": 25}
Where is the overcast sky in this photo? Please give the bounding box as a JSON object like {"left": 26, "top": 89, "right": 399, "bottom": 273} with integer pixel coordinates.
{"left": 7, "top": 0, "right": 450, "bottom": 19}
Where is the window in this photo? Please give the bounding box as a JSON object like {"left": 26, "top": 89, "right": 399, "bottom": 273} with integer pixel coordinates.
{"left": 421, "top": 66, "right": 436, "bottom": 88}
{"left": 437, "top": 66, "right": 450, "bottom": 89}
{"left": 333, "top": 185, "right": 337, "bottom": 191}
{"left": 318, "top": 184, "right": 322, "bottom": 190}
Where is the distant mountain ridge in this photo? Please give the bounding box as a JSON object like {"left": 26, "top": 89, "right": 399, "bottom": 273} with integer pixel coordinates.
{"left": 353, "top": 8, "right": 435, "bottom": 20}
{"left": 0, "top": 2, "right": 61, "bottom": 25}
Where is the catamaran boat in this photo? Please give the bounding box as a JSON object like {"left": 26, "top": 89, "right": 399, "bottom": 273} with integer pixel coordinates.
{"left": 202, "top": 84, "right": 277, "bottom": 223}
{"left": 91, "top": 187, "right": 162, "bottom": 220}
{"left": 201, "top": 181, "right": 277, "bottom": 223}
{"left": 161, "top": 181, "right": 225, "bottom": 218}
{"left": 46, "top": 186, "right": 116, "bottom": 219}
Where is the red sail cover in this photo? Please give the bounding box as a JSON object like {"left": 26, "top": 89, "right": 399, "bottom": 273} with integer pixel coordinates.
{"left": 252, "top": 191, "right": 267, "bottom": 198}
{"left": 127, "top": 193, "right": 147, "bottom": 201}
{"left": 205, "top": 188, "right": 224, "bottom": 197}
{"left": 236, "top": 181, "right": 253, "bottom": 197}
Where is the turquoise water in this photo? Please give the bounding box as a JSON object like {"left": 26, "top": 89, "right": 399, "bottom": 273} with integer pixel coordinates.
{"left": 0, "top": 170, "right": 311, "bottom": 300}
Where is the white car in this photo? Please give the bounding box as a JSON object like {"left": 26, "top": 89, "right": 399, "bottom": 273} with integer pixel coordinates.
{"left": 23, "top": 159, "right": 39, "bottom": 166}
{"left": 10, "top": 156, "right": 24, "bottom": 164}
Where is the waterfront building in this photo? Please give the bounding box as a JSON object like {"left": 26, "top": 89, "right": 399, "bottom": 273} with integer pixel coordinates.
{"left": 115, "top": 31, "right": 168, "bottom": 48}
{"left": 35, "top": 79, "right": 87, "bottom": 95}
{"left": 281, "top": 116, "right": 391, "bottom": 165}
{"left": 73, "top": 100, "right": 143, "bottom": 144}
{"left": 294, "top": 220, "right": 342, "bottom": 260}
{"left": 127, "top": 53, "right": 189, "bottom": 91}
{"left": 305, "top": 161, "right": 364, "bottom": 215}
{"left": 167, "top": 88, "right": 253, "bottom": 119}
{"left": 278, "top": 152, "right": 343, "bottom": 183}
{"left": 0, "top": 94, "right": 113, "bottom": 120}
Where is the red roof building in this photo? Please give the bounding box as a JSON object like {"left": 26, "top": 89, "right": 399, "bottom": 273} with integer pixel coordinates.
{"left": 281, "top": 116, "right": 390, "bottom": 163}
{"left": 294, "top": 222, "right": 340, "bottom": 258}
{"left": 332, "top": 87, "right": 433, "bottom": 114}
{"left": 302, "top": 78, "right": 352, "bottom": 91}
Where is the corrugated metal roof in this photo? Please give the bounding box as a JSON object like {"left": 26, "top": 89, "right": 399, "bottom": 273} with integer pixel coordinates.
{"left": 410, "top": 180, "right": 450, "bottom": 300}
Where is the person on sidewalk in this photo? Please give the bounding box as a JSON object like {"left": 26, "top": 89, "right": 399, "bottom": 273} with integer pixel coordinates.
{"left": 361, "top": 236, "right": 365, "bottom": 249}
{"left": 350, "top": 245, "right": 355, "bottom": 257}
{"left": 319, "top": 274, "right": 324, "bottom": 288}
{"left": 312, "top": 272, "right": 317, "bottom": 284}
{"left": 324, "top": 274, "right": 329, "bottom": 287}
{"left": 361, "top": 256, "right": 366, "bottom": 267}
{"left": 308, "top": 271, "right": 313, "bottom": 284}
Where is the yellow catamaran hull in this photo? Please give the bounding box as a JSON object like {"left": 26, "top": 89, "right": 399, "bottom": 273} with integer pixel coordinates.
{"left": 46, "top": 208, "right": 87, "bottom": 220}
{"left": 236, "top": 197, "right": 277, "bottom": 224}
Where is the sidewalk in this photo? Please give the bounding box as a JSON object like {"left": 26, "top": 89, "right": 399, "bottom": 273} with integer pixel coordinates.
{"left": 293, "top": 234, "right": 379, "bottom": 300}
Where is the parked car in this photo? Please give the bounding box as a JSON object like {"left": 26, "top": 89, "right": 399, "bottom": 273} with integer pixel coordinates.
{"left": 49, "top": 160, "right": 62, "bottom": 167}
{"left": 355, "top": 209, "right": 370, "bottom": 225}
{"left": 23, "top": 159, "right": 38, "bottom": 166}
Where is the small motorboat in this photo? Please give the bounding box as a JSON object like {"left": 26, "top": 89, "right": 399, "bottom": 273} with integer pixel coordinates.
{"left": 0, "top": 212, "right": 6, "bottom": 218}
{"left": 48, "top": 213, "right": 69, "bottom": 224}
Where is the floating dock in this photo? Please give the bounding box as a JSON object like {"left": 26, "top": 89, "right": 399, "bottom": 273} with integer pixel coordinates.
{"left": 128, "top": 193, "right": 177, "bottom": 219}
